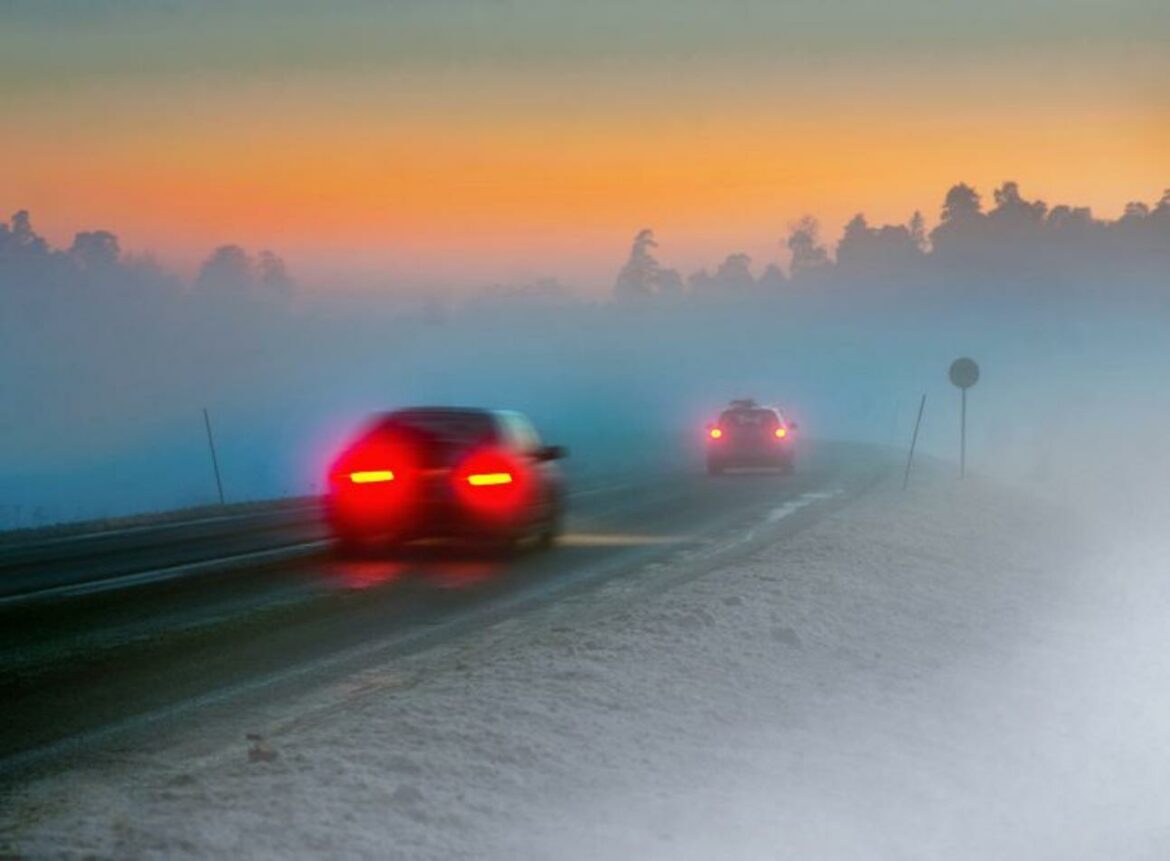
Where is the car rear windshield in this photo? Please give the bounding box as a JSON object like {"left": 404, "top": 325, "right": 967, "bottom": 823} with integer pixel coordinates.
{"left": 719, "top": 408, "right": 780, "bottom": 428}
{"left": 373, "top": 410, "right": 498, "bottom": 466}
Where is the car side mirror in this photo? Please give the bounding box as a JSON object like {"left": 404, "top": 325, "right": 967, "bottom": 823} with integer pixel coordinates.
{"left": 536, "top": 445, "right": 567, "bottom": 462}
{"left": 788, "top": 421, "right": 799, "bottom": 431}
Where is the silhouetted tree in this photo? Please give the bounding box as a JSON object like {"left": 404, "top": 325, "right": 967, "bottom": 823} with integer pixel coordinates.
{"left": 1121, "top": 201, "right": 1150, "bottom": 223}
{"left": 940, "top": 183, "right": 981, "bottom": 224}
{"left": 714, "top": 253, "right": 755, "bottom": 292}
{"left": 70, "top": 231, "right": 120, "bottom": 272}
{"left": 0, "top": 210, "right": 50, "bottom": 263}
{"left": 1155, "top": 190, "right": 1170, "bottom": 218}
{"left": 909, "top": 211, "right": 927, "bottom": 253}
{"left": 614, "top": 228, "right": 658, "bottom": 300}
{"left": 257, "top": 250, "right": 293, "bottom": 294}
{"left": 1112, "top": 192, "right": 1170, "bottom": 265}
{"left": 786, "top": 216, "right": 831, "bottom": 281}
{"left": 757, "top": 263, "right": 788, "bottom": 292}
{"left": 929, "top": 183, "right": 987, "bottom": 264}
{"left": 836, "top": 214, "right": 921, "bottom": 275}
{"left": 197, "top": 245, "right": 253, "bottom": 294}
{"left": 988, "top": 182, "right": 1047, "bottom": 237}
{"left": 613, "top": 229, "right": 681, "bottom": 300}
{"left": 1046, "top": 205, "right": 1094, "bottom": 231}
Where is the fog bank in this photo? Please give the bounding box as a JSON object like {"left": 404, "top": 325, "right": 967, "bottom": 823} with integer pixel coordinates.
{"left": 2, "top": 181, "right": 1168, "bottom": 527}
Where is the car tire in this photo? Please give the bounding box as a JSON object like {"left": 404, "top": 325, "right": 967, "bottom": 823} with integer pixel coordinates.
{"left": 707, "top": 461, "right": 724, "bottom": 476}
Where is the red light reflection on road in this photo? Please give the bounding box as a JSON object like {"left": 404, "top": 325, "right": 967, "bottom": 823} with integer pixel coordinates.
{"left": 331, "top": 559, "right": 409, "bottom": 590}
{"left": 324, "top": 551, "right": 508, "bottom": 592}
{"left": 421, "top": 559, "right": 504, "bottom": 589}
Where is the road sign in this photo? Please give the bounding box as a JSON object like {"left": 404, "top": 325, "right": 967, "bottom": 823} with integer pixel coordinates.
{"left": 948, "top": 358, "right": 979, "bottom": 478}
{"left": 949, "top": 357, "right": 980, "bottom": 389}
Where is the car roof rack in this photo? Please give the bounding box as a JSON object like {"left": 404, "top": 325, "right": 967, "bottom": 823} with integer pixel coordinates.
{"left": 728, "top": 398, "right": 758, "bottom": 410}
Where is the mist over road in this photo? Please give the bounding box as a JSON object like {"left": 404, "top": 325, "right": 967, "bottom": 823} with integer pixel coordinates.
{"left": 0, "top": 440, "right": 887, "bottom": 773}
{"left": 7, "top": 449, "right": 1165, "bottom": 860}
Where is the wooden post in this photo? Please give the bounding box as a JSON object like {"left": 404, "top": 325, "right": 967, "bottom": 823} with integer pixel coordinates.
{"left": 903, "top": 393, "right": 926, "bottom": 491}
{"left": 203, "top": 407, "right": 226, "bottom": 506}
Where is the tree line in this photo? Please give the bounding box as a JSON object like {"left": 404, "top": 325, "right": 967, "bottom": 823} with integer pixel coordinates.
{"left": 614, "top": 182, "right": 1170, "bottom": 301}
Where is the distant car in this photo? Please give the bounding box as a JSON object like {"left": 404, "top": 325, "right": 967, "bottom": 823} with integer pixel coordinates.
{"left": 326, "top": 407, "right": 567, "bottom": 552}
{"left": 704, "top": 399, "right": 797, "bottom": 475}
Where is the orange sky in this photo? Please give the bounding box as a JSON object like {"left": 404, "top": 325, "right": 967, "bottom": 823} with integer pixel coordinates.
{"left": 2, "top": 2, "right": 1166, "bottom": 288}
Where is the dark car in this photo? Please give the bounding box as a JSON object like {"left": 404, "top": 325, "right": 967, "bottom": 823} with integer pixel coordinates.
{"left": 326, "top": 407, "right": 567, "bottom": 552}
{"left": 704, "top": 399, "right": 797, "bottom": 475}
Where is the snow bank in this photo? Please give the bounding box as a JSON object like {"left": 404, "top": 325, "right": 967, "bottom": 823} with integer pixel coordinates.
{"left": 4, "top": 472, "right": 1169, "bottom": 860}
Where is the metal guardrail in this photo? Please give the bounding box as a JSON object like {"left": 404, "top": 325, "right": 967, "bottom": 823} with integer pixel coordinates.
{"left": 0, "top": 499, "right": 326, "bottom": 602}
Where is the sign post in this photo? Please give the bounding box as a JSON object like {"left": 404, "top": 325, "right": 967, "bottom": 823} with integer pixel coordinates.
{"left": 948, "top": 358, "right": 980, "bottom": 479}
{"left": 202, "top": 407, "right": 226, "bottom": 506}
{"left": 902, "top": 393, "right": 927, "bottom": 491}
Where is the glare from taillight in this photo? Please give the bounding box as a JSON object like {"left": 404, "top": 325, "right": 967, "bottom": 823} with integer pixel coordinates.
{"left": 329, "top": 434, "right": 416, "bottom": 530}
{"left": 349, "top": 470, "right": 395, "bottom": 484}
{"left": 709, "top": 427, "right": 723, "bottom": 440}
{"left": 455, "top": 448, "right": 529, "bottom": 518}
{"left": 774, "top": 427, "right": 788, "bottom": 439}
{"left": 466, "top": 472, "right": 513, "bottom": 487}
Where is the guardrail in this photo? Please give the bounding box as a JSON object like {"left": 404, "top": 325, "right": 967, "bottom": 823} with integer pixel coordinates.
{"left": 0, "top": 499, "right": 327, "bottom": 601}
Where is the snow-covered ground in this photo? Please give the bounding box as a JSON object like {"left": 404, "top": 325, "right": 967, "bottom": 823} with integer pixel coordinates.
{"left": 4, "top": 470, "right": 1170, "bottom": 860}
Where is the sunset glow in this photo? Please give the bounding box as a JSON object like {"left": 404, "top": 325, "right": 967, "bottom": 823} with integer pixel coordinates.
{"left": 2, "top": 0, "right": 1165, "bottom": 286}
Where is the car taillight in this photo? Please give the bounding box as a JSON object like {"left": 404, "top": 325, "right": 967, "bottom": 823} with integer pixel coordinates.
{"left": 709, "top": 427, "right": 723, "bottom": 440}
{"left": 466, "top": 472, "right": 513, "bottom": 487}
{"left": 349, "top": 470, "right": 395, "bottom": 484}
{"left": 329, "top": 435, "right": 416, "bottom": 495}
{"left": 455, "top": 448, "right": 528, "bottom": 517}
{"left": 774, "top": 427, "right": 788, "bottom": 439}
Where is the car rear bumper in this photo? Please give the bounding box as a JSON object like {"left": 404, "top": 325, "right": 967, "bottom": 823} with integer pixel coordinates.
{"left": 325, "top": 491, "right": 542, "bottom": 544}
{"left": 707, "top": 446, "right": 793, "bottom": 468}
{"left": 329, "top": 498, "right": 531, "bottom": 538}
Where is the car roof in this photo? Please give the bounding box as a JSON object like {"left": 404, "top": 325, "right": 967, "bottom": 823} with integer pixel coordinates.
{"left": 383, "top": 406, "right": 493, "bottom": 420}
{"left": 722, "top": 403, "right": 785, "bottom": 414}
{"left": 378, "top": 406, "right": 543, "bottom": 428}
{"left": 720, "top": 404, "right": 789, "bottom": 422}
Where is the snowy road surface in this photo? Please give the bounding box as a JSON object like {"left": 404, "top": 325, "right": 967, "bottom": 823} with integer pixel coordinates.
{"left": 0, "top": 442, "right": 878, "bottom": 765}
{"left": 4, "top": 460, "right": 1170, "bottom": 859}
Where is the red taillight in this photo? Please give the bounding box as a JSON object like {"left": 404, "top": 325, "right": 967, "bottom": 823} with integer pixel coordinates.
{"left": 466, "top": 472, "right": 513, "bottom": 487}
{"left": 349, "top": 470, "right": 395, "bottom": 484}
{"left": 774, "top": 427, "right": 788, "bottom": 439}
{"left": 329, "top": 435, "right": 417, "bottom": 526}
{"left": 331, "top": 438, "right": 411, "bottom": 488}
{"left": 455, "top": 448, "right": 528, "bottom": 518}
{"left": 709, "top": 427, "right": 723, "bottom": 440}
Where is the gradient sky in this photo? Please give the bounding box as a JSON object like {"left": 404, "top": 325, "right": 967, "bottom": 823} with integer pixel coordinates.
{"left": 2, "top": 0, "right": 1166, "bottom": 288}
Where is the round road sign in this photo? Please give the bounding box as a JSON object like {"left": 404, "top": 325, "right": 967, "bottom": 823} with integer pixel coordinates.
{"left": 949, "top": 357, "right": 980, "bottom": 389}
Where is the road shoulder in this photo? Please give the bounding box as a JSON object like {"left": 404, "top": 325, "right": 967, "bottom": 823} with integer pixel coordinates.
{"left": 6, "top": 472, "right": 1137, "bottom": 860}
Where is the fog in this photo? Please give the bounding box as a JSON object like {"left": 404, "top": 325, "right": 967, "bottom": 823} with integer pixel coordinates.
{"left": 6, "top": 183, "right": 1170, "bottom": 860}
{"left": 2, "top": 181, "right": 1169, "bottom": 528}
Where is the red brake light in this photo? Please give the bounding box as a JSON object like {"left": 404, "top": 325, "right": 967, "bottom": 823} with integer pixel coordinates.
{"left": 709, "top": 427, "right": 723, "bottom": 440}
{"left": 774, "top": 427, "right": 788, "bottom": 439}
{"left": 466, "top": 472, "right": 513, "bottom": 487}
{"left": 349, "top": 470, "right": 395, "bottom": 484}
{"left": 329, "top": 434, "right": 418, "bottom": 529}
{"left": 454, "top": 448, "right": 529, "bottom": 518}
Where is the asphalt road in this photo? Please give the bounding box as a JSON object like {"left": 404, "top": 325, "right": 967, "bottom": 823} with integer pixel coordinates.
{"left": 0, "top": 441, "right": 891, "bottom": 776}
